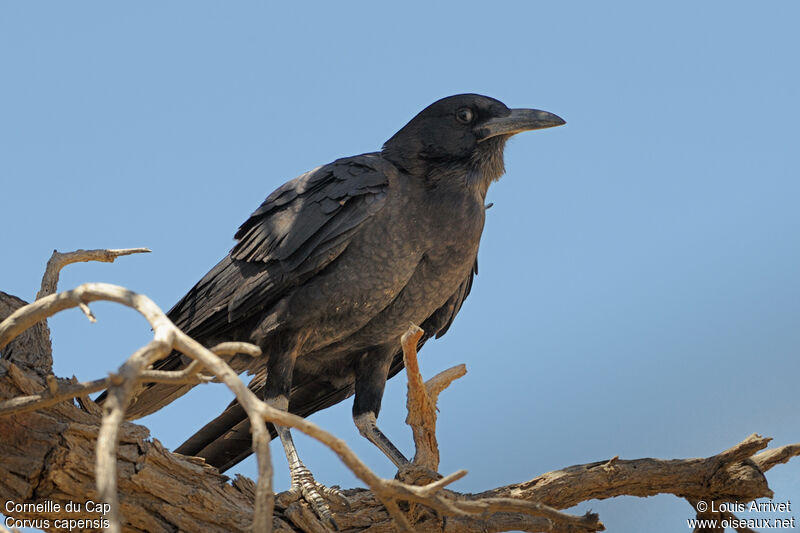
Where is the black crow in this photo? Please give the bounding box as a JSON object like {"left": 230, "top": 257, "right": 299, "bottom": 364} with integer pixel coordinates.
{"left": 107, "top": 94, "right": 564, "bottom": 522}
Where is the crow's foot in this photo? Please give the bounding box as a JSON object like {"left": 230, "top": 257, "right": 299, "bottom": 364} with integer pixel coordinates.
{"left": 279, "top": 464, "right": 348, "bottom": 530}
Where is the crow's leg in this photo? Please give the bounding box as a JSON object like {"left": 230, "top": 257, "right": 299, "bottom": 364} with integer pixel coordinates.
{"left": 265, "top": 336, "right": 346, "bottom": 529}
{"left": 352, "top": 347, "right": 409, "bottom": 468}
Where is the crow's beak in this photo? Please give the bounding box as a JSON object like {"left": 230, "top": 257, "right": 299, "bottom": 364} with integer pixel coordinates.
{"left": 477, "top": 108, "right": 565, "bottom": 141}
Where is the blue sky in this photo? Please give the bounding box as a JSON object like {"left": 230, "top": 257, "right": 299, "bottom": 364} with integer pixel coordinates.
{"left": 2, "top": 2, "right": 798, "bottom": 532}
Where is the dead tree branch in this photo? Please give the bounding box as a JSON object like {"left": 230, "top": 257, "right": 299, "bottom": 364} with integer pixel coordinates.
{"left": 0, "top": 249, "right": 798, "bottom": 532}
{"left": 0, "top": 342, "right": 257, "bottom": 418}
{"left": 401, "top": 324, "right": 466, "bottom": 473}
{"left": 37, "top": 248, "right": 151, "bottom": 301}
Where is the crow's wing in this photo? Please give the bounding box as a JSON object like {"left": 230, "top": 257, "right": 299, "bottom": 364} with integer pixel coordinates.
{"left": 107, "top": 153, "right": 389, "bottom": 419}
{"left": 170, "top": 153, "right": 388, "bottom": 337}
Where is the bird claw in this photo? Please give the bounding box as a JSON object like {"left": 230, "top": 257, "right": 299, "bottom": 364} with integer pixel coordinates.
{"left": 322, "top": 484, "right": 351, "bottom": 510}
{"left": 285, "top": 464, "right": 348, "bottom": 530}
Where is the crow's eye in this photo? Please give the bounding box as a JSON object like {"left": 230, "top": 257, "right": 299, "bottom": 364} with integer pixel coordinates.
{"left": 455, "top": 107, "right": 474, "bottom": 124}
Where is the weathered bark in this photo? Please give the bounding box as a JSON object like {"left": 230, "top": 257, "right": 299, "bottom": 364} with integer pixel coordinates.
{"left": 0, "top": 291, "right": 51, "bottom": 375}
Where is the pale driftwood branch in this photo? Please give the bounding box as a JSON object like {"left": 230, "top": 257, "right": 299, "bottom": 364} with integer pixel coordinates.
{"left": 425, "top": 364, "right": 466, "bottom": 406}
{"left": 0, "top": 375, "right": 108, "bottom": 416}
{"left": 137, "top": 360, "right": 214, "bottom": 385}
{"left": 98, "top": 331, "right": 174, "bottom": 533}
{"left": 37, "top": 248, "right": 151, "bottom": 300}
{"left": 401, "top": 324, "right": 465, "bottom": 472}
{"left": 0, "top": 343, "right": 261, "bottom": 417}
{"left": 471, "top": 433, "right": 800, "bottom": 509}
{"left": 4, "top": 248, "right": 148, "bottom": 375}
{"left": 753, "top": 442, "right": 800, "bottom": 472}
{"left": 402, "top": 324, "right": 439, "bottom": 472}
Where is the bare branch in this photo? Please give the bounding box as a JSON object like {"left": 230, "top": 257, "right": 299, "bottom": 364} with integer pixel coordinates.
{"left": 0, "top": 341, "right": 262, "bottom": 417}
{"left": 402, "top": 324, "right": 438, "bottom": 470}
{"left": 37, "top": 248, "right": 151, "bottom": 300}
{"left": 401, "top": 324, "right": 465, "bottom": 472}
{"left": 137, "top": 360, "right": 215, "bottom": 385}
{"left": 0, "top": 376, "right": 108, "bottom": 416}
{"left": 712, "top": 434, "right": 771, "bottom": 465}
{"left": 473, "top": 434, "right": 781, "bottom": 509}
{"left": 752, "top": 443, "right": 800, "bottom": 472}
{"left": 98, "top": 335, "right": 174, "bottom": 533}
{"left": 209, "top": 341, "right": 263, "bottom": 358}
{"left": 425, "top": 363, "right": 466, "bottom": 406}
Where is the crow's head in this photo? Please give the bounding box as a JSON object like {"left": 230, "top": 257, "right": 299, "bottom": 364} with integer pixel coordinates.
{"left": 382, "top": 94, "right": 564, "bottom": 193}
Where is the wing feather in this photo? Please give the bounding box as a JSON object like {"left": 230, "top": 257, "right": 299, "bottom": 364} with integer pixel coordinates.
{"left": 115, "top": 153, "right": 389, "bottom": 419}
{"left": 172, "top": 153, "right": 388, "bottom": 331}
